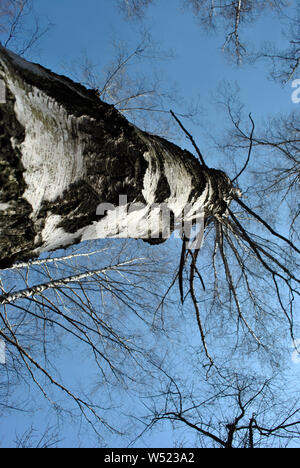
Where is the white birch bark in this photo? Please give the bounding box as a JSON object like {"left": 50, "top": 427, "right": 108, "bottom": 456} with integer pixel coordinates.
{"left": 0, "top": 45, "right": 234, "bottom": 268}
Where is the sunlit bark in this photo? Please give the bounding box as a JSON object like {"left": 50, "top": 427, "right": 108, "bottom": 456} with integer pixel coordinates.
{"left": 0, "top": 45, "right": 233, "bottom": 268}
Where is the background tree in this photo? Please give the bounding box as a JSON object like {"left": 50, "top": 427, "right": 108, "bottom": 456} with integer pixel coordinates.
{"left": 65, "top": 30, "right": 199, "bottom": 137}
{"left": 0, "top": 0, "right": 52, "bottom": 57}
{"left": 257, "top": 4, "right": 300, "bottom": 83}
{"left": 0, "top": 242, "right": 176, "bottom": 440}
{"left": 14, "top": 425, "right": 61, "bottom": 448}
{"left": 135, "top": 363, "right": 300, "bottom": 448}
{"left": 218, "top": 96, "right": 300, "bottom": 242}
{"left": 117, "top": 0, "right": 290, "bottom": 63}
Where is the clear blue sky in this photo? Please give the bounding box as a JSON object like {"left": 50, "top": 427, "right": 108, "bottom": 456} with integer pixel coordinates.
{"left": 1, "top": 0, "right": 299, "bottom": 448}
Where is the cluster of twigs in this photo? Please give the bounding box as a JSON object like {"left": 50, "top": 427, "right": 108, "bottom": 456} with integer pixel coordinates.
{"left": 170, "top": 110, "right": 300, "bottom": 367}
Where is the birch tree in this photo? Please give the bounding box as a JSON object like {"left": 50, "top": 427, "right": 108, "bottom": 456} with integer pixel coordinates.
{"left": 258, "top": 5, "right": 300, "bottom": 83}
{"left": 0, "top": 0, "right": 52, "bottom": 57}
{"left": 0, "top": 241, "right": 174, "bottom": 439}
{"left": 117, "top": 0, "right": 289, "bottom": 63}
{"left": 0, "top": 44, "right": 235, "bottom": 269}
{"left": 65, "top": 31, "right": 198, "bottom": 138}
{"left": 0, "top": 35, "right": 299, "bottom": 443}
{"left": 0, "top": 44, "right": 299, "bottom": 354}
{"left": 137, "top": 363, "right": 300, "bottom": 448}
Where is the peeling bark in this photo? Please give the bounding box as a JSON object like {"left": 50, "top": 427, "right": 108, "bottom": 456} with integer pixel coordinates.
{"left": 0, "top": 45, "right": 235, "bottom": 268}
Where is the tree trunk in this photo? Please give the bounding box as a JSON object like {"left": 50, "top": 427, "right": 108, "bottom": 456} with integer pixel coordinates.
{"left": 0, "top": 45, "right": 233, "bottom": 268}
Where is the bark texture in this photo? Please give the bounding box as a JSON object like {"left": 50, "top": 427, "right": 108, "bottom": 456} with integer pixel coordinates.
{"left": 0, "top": 45, "right": 234, "bottom": 268}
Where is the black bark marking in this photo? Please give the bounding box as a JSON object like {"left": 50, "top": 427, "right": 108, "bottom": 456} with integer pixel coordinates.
{"left": 0, "top": 82, "right": 37, "bottom": 268}
{"left": 154, "top": 174, "right": 171, "bottom": 203}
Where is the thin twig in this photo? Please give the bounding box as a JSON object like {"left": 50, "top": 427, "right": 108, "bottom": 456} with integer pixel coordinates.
{"left": 170, "top": 110, "right": 207, "bottom": 167}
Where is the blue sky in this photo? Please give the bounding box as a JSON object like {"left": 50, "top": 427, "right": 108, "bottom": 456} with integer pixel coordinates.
{"left": 0, "top": 0, "right": 300, "bottom": 448}
{"left": 31, "top": 1, "right": 295, "bottom": 120}
{"left": 29, "top": 0, "right": 296, "bottom": 177}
